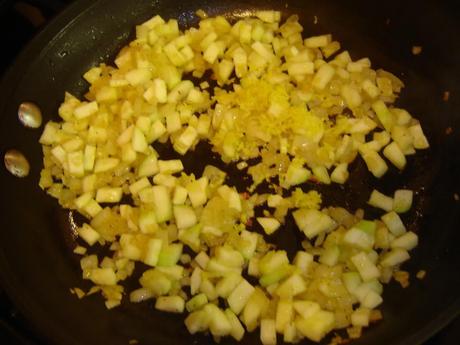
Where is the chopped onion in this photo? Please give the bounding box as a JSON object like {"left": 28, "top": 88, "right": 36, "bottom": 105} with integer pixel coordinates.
{"left": 37, "top": 10, "right": 429, "bottom": 345}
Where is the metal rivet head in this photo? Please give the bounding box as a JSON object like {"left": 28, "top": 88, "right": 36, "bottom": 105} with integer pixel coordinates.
{"left": 4, "top": 149, "right": 30, "bottom": 178}
{"left": 18, "top": 102, "right": 42, "bottom": 128}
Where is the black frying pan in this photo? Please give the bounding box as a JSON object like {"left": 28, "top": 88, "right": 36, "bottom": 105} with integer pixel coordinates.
{"left": 0, "top": 0, "right": 459, "bottom": 344}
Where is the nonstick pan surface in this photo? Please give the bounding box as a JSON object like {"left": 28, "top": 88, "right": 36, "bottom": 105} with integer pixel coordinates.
{"left": 0, "top": 1, "right": 459, "bottom": 345}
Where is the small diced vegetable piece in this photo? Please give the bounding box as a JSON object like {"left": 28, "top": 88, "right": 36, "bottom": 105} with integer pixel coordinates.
{"left": 383, "top": 142, "right": 406, "bottom": 169}
{"left": 186, "top": 177, "right": 208, "bottom": 207}
{"left": 393, "top": 189, "right": 413, "bottom": 213}
{"left": 138, "top": 210, "right": 159, "bottom": 234}
{"left": 293, "top": 300, "right": 321, "bottom": 320}
{"left": 83, "top": 67, "right": 101, "bottom": 83}
{"left": 137, "top": 154, "right": 159, "bottom": 177}
{"left": 351, "top": 308, "right": 370, "bottom": 327}
{"left": 151, "top": 185, "right": 172, "bottom": 223}
{"left": 153, "top": 173, "right": 177, "bottom": 188}
{"left": 360, "top": 290, "right": 383, "bottom": 309}
{"left": 204, "top": 303, "right": 232, "bottom": 337}
{"left": 94, "top": 158, "right": 119, "bottom": 173}
{"left": 304, "top": 34, "right": 331, "bottom": 48}
{"left": 195, "top": 251, "right": 209, "bottom": 269}
{"left": 158, "top": 159, "right": 184, "bottom": 174}
{"left": 287, "top": 62, "right": 314, "bottom": 76}
{"left": 283, "top": 322, "right": 298, "bottom": 343}
{"left": 157, "top": 243, "right": 183, "bottom": 267}
{"left": 360, "top": 148, "right": 388, "bottom": 178}
{"left": 380, "top": 248, "right": 410, "bottom": 267}
{"left": 368, "top": 189, "right": 393, "bottom": 212}
{"left": 155, "top": 296, "right": 185, "bottom": 313}
{"left": 362, "top": 79, "right": 380, "bottom": 98}
{"left": 259, "top": 264, "right": 293, "bottom": 287}
{"left": 200, "top": 278, "right": 217, "bottom": 301}
{"left": 225, "top": 309, "right": 245, "bottom": 341}
{"left": 178, "top": 224, "right": 201, "bottom": 252}
{"left": 276, "top": 299, "right": 294, "bottom": 333}
{"left": 330, "top": 163, "right": 349, "bottom": 184}
{"left": 144, "top": 238, "right": 163, "bottom": 266}
{"left": 381, "top": 211, "right": 406, "bottom": 236}
{"left": 173, "top": 186, "right": 188, "bottom": 205}
{"left": 40, "top": 122, "right": 59, "bottom": 144}
{"left": 341, "top": 85, "right": 362, "bottom": 108}
{"left": 372, "top": 100, "right": 394, "bottom": 132}
{"left": 190, "top": 267, "right": 202, "bottom": 295}
{"left": 391, "top": 125, "right": 414, "bottom": 154}
{"left": 242, "top": 288, "right": 270, "bottom": 331}
{"left": 217, "top": 185, "right": 242, "bottom": 212}
{"left": 84, "top": 145, "right": 96, "bottom": 171}
{"left": 238, "top": 230, "right": 258, "bottom": 260}
{"left": 166, "top": 112, "right": 182, "bottom": 133}
{"left": 203, "top": 41, "right": 224, "bottom": 64}
{"left": 132, "top": 127, "right": 148, "bottom": 152}
{"left": 228, "top": 279, "right": 255, "bottom": 315}
{"left": 96, "top": 187, "right": 123, "bottom": 203}
{"left": 257, "top": 217, "right": 281, "bottom": 235}
{"left": 88, "top": 268, "right": 117, "bottom": 286}
{"left": 276, "top": 274, "right": 307, "bottom": 298}
{"left": 391, "top": 231, "right": 418, "bottom": 250}
{"left": 375, "top": 225, "right": 391, "bottom": 249}
{"left": 84, "top": 200, "right": 102, "bottom": 217}
{"left": 153, "top": 78, "right": 168, "bottom": 103}
{"left": 409, "top": 123, "right": 429, "bottom": 149}
{"left": 78, "top": 224, "right": 100, "bottom": 246}
{"left": 129, "top": 288, "right": 154, "bottom": 303}
{"left": 342, "top": 272, "right": 362, "bottom": 294}
{"left": 185, "top": 310, "right": 209, "bottom": 334}
{"left": 312, "top": 64, "right": 335, "bottom": 90}
{"left": 74, "top": 101, "right": 98, "bottom": 119}
{"left": 260, "top": 319, "right": 277, "bottom": 345}
{"left": 342, "top": 221, "right": 376, "bottom": 250}
{"left": 129, "top": 177, "right": 151, "bottom": 195}
{"left": 248, "top": 257, "right": 260, "bottom": 277}
{"left": 351, "top": 252, "right": 380, "bottom": 281}
{"left": 149, "top": 120, "right": 167, "bottom": 142}
{"left": 125, "top": 68, "right": 151, "bottom": 86}
{"left": 173, "top": 205, "right": 197, "bottom": 229}
{"left": 284, "top": 161, "right": 311, "bottom": 187}
{"left": 255, "top": 10, "right": 281, "bottom": 23}
{"left": 216, "top": 273, "right": 243, "bottom": 298}
{"left": 67, "top": 151, "right": 85, "bottom": 177}
{"left": 293, "top": 251, "right": 313, "bottom": 274}
{"left": 174, "top": 126, "right": 198, "bottom": 155}
{"left": 295, "top": 310, "right": 335, "bottom": 342}
{"left": 215, "top": 246, "right": 244, "bottom": 268}
{"left": 319, "top": 245, "right": 340, "bottom": 266}
{"left": 259, "top": 251, "right": 289, "bottom": 275}
{"left": 292, "top": 208, "right": 336, "bottom": 239}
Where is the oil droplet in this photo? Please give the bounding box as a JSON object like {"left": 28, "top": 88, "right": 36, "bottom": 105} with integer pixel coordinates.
{"left": 18, "top": 102, "right": 42, "bottom": 128}
{"left": 4, "top": 149, "right": 30, "bottom": 178}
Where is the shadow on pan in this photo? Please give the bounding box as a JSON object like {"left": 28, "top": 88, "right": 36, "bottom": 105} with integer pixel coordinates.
{"left": 0, "top": 0, "right": 459, "bottom": 344}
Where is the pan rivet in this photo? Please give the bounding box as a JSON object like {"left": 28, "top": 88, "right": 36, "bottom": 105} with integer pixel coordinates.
{"left": 4, "top": 149, "right": 30, "bottom": 178}
{"left": 18, "top": 102, "right": 42, "bottom": 128}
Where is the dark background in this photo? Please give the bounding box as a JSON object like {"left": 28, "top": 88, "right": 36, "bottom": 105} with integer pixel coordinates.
{"left": 0, "top": 0, "right": 458, "bottom": 344}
